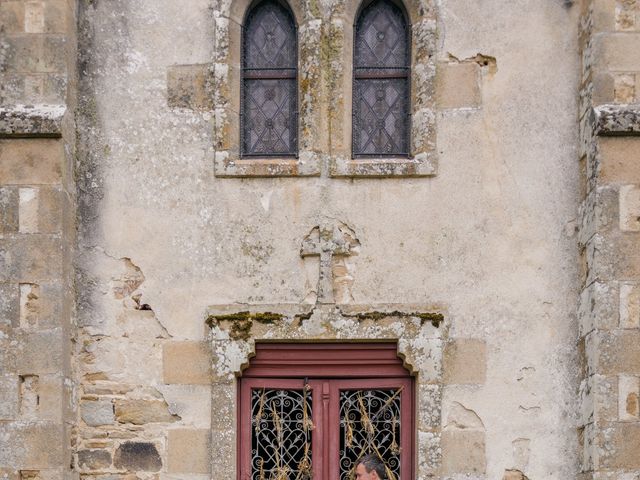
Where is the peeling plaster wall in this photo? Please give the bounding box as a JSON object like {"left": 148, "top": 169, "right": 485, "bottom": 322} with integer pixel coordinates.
{"left": 75, "top": 0, "right": 581, "bottom": 478}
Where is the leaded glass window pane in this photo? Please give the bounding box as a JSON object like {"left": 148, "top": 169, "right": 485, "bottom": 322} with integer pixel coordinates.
{"left": 242, "top": 0, "right": 297, "bottom": 157}
{"left": 353, "top": 0, "right": 410, "bottom": 157}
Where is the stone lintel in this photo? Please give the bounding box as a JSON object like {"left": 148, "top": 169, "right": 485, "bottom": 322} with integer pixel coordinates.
{"left": 206, "top": 303, "right": 314, "bottom": 321}
{"left": 0, "top": 105, "right": 66, "bottom": 138}
{"left": 206, "top": 303, "right": 446, "bottom": 344}
{"left": 593, "top": 104, "right": 640, "bottom": 136}
{"left": 336, "top": 303, "right": 445, "bottom": 316}
{"left": 206, "top": 303, "right": 444, "bottom": 322}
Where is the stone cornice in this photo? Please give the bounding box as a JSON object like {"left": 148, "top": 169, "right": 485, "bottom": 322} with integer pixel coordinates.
{"left": 0, "top": 104, "right": 66, "bottom": 138}
{"left": 593, "top": 104, "right": 640, "bottom": 136}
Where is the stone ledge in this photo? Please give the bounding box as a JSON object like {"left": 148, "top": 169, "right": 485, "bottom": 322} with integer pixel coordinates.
{"left": 206, "top": 303, "right": 446, "bottom": 343}
{"left": 206, "top": 302, "right": 445, "bottom": 320}
{"left": 213, "top": 153, "right": 438, "bottom": 178}
{"left": 213, "top": 152, "right": 321, "bottom": 177}
{"left": 206, "top": 303, "right": 314, "bottom": 319}
{"left": 336, "top": 303, "right": 445, "bottom": 315}
{"left": 329, "top": 154, "right": 437, "bottom": 178}
{"left": 593, "top": 104, "right": 640, "bottom": 136}
{"left": 0, "top": 105, "right": 66, "bottom": 138}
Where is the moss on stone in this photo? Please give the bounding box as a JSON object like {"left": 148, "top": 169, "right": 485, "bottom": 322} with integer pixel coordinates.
{"left": 206, "top": 311, "right": 285, "bottom": 340}
{"left": 307, "top": 0, "right": 321, "bottom": 19}
{"left": 207, "top": 311, "right": 283, "bottom": 323}
{"left": 343, "top": 310, "right": 444, "bottom": 327}
{"left": 416, "top": 312, "right": 444, "bottom": 327}
{"left": 229, "top": 319, "right": 252, "bottom": 340}
{"left": 320, "top": 25, "right": 341, "bottom": 90}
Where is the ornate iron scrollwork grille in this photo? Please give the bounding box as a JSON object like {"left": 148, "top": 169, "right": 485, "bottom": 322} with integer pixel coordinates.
{"left": 353, "top": 0, "right": 410, "bottom": 157}
{"left": 241, "top": 0, "right": 298, "bottom": 157}
{"left": 339, "top": 389, "right": 402, "bottom": 480}
{"left": 251, "top": 388, "right": 313, "bottom": 480}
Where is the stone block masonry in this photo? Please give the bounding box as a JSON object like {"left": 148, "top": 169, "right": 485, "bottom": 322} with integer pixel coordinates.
{"left": 162, "top": 341, "right": 212, "bottom": 385}
{"left": 436, "top": 61, "right": 482, "bottom": 110}
{"left": 0, "top": 1, "right": 77, "bottom": 479}
{"left": 166, "top": 429, "right": 211, "bottom": 474}
{"left": 442, "top": 338, "right": 486, "bottom": 385}
{"left": 579, "top": 1, "right": 640, "bottom": 477}
{"left": 0, "top": 140, "right": 66, "bottom": 185}
{"left": 73, "top": 254, "right": 214, "bottom": 477}
{"left": 0, "top": 134, "right": 74, "bottom": 473}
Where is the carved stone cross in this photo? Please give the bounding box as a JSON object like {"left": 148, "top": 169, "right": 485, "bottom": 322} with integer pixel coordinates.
{"left": 300, "top": 223, "right": 360, "bottom": 304}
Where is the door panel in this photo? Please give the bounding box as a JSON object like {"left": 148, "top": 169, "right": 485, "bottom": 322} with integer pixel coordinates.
{"left": 329, "top": 379, "right": 413, "bottom": 480}
{"left": 239, "top": 378, "right": 324, "bottom": 480}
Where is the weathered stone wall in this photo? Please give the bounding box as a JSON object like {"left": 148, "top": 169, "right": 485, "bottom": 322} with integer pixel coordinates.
{"left": 578, "top": 1, "right": 640, "bottom": 478}
{"left": 0, "top": 1, "right": 77, "bottom": 479}
{"left": 70, "top": 0, "right": 583, "bottom": 479}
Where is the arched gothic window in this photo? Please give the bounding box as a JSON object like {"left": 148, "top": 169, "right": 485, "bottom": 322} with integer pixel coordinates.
{"left": 241, "top": 0, "right": 298, "bottom": 157}
{"left": 353, "top": 0, "right": 410, "bottom": 157}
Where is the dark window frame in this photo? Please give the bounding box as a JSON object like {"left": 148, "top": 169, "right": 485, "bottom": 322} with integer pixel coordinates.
{"left": 240, "top": 0, "right": 299, "bottom": 158}
{"left": 352, "top": 0, "right": 412, "bottom": 158}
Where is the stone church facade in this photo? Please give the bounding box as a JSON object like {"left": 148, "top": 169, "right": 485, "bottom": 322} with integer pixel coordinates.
{"left": 1, "top": 0, "right": 639, "bottom": 479}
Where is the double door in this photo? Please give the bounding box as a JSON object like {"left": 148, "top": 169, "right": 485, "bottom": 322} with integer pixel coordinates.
{"left": 239, "top": 376, "right": 414, "bottom": 480}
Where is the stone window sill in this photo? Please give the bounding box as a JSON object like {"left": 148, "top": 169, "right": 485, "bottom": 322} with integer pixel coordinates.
{"left": 330, "top": 154, "right": 437, "bottom": 177}
{"left": 213, "top": 152, "right": 438, "bottom": 178}
{"left": 213, "top": 152, "right": 321, "bottom": 177}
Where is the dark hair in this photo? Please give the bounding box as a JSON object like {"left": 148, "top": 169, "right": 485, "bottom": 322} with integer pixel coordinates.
{"left": 357, "top": 453, "right": 387, "bottom": 479}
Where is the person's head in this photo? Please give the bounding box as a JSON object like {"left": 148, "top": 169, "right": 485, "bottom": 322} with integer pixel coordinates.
{"left": 355, "top": 453, "right": 387, "bottom": 480}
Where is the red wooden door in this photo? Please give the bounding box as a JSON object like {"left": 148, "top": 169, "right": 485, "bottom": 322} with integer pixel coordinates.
{"left": 238, "top": 343, "right": 415, "bottom": 480}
